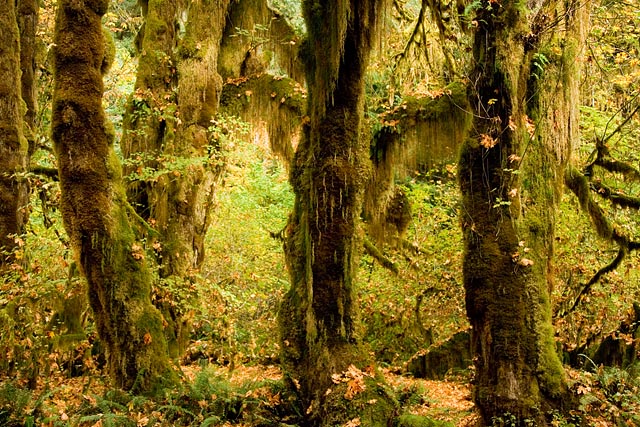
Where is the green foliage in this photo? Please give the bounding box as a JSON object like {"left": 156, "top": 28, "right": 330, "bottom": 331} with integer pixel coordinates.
{"left": 490, "top": 412, "right": 535, "bottom": 427}
{"left": 565, "top": 361, "right": 640, "bottom": 426}
{"left": 201, "top": 133, "right": 293, "bottom": 363}
{"left": 359, "top": 168, "right": 466, "bottom": 365}
{"left": 233, "top": 24, "right": 271, "bottom": 51}
{"left": 0, "top": 381, "right": 33, "bottom": 426}
{"left": 268, "top": 0, "right": 305, "bottom": 34}
{"left": 0, "top": 195, "right": 89, "bottom": 385}
{"left": 531, "top": 52, "right": 550, "bottom": 80}
{"left": 123, "top": 114, "right": 243, "bottom": 184}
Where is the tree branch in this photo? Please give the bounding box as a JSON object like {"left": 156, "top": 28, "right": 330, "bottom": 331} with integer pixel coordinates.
{"left": 30, "top": 166, "right": 59, "bottom": 180}
{"left": 364, "top": 238, "right": 399, "bottom": 274}
{"left": 590, "top": 181, "right": 640, "bottom": 210}
{"left": 557, "top": 246, "right": 626, "bottom": 318}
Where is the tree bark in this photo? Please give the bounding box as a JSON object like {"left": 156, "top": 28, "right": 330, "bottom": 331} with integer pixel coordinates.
{"left": 122, "top": 0, "right": 228, "bottom": 280}
{"left": 52, "top": 0, "right": 174, "bottom": 393}
{"left": 17, "top": 0, "right": 39, "bottom": 157}
{"left": 279, "top": 1, "right": 396, "bottom": 425}
{"left": 458, "top": 0, "right": 589, "bottom": 423}
{"left": 0, "top": 0, "right": 29, "bottom": 270}
{"left": 121, "top": 0, "right": 230, "bottom": 356}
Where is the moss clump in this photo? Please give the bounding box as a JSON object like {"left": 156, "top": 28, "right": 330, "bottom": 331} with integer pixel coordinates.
{"left": 316, "top": 374, "right": 398, "bottom": 427}
{"left": 397, "top": 414, "right": 455, "bottom": 427}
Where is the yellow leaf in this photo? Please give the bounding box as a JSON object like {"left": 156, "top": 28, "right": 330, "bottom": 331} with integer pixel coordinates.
{"left": 345, "top": 418, "right": 361, "bottom": 427}
{"left": 480, "top": 134, "right": 498, "bottom": 149}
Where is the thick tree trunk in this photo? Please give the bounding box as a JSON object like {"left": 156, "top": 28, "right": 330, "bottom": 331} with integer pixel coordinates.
{"left": 0, "top": 0, "right": 29, "bottom": 270}
{"left": 122, "top": 0, "right": 227, "bottom": 279}
{"left": 279, "top": 1, "right": 395, "bottom": 425}
{"left": 121, "top": 0, "right": 229, "bottom": 356}
{"left": 52, "top": 0, "right": 174, "bottom": 393}
{"left": 458, "top": 0, "right": 589, "bottom": 424}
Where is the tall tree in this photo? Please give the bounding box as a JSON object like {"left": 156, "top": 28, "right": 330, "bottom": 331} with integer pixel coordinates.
{"left": 122, "top": 0, "right": 228, "bottom": 278}
{"left": 52, "top": 0, "right": 175, "bottom": 393}
{"left": 0, "top": 0, "right": 29, "bottom": 270}
{"left": 17, "top": 0, "right": 39, "bottom": 157}
{"left": 279, "top": 0, "right": 396, "bottom": 425}
{"left": 121, "top": 0, "right": 230, "bottom": 356}
{"left": 458, "top": 0, "right": 590, "bottom": 423}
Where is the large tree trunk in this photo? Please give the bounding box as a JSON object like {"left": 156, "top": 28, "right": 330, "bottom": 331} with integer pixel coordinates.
{"left": 52, "top": 0, "right": 175, "bottom": 393}
{"left": 0, "top": 0, "right": 29, "bottom": 270}
{"left": 122, "top": 0, "right": 228, "bottom": 280}
{"left": 458, "top": 0, "right": 589, "bottom": 423}
{"left": 121, "top": 0, "right": 229, "bottom": 356}
{"left": 279, "top": 1, "right": 395, "bottom": 425}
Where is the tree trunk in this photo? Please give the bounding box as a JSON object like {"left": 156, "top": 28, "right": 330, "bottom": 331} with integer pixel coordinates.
{"left": 122, "top": 0, "right": 228, "bottom": 278}
{"left": 17, "top": 0, "right": 39, "bottom": 157}
{"left": 279, "top": 1, "right": 396, "bottom": 425}
{"left": 52, "top": 0, "right": 174, "bottom": 394}
{"left": 0, "top": 0, "right": 29, "bottom": 270}
{"left": 458, "top": 0, "right": 589, "bottom": 423}
{"left": 121, "top": 0, "right": 229, "bottom": 356}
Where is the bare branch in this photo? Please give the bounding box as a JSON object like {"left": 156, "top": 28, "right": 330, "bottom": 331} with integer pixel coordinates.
{"left": 558, "top": 246, "right": 626, "bottom": 318}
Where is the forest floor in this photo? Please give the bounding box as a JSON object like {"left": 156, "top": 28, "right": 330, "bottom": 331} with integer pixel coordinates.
{"left": 12, "top": 361, "right": 630, "bottom": 426}
{"left": 26, "top": 362, "right": 480, "bottom": 426}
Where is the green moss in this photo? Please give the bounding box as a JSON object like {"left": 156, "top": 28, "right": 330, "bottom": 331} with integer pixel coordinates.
{"left": 102, "top": 26, "right": 116, "bottom": 74}
{"left": 397, "top": 414, "right": 455, "bottom": 427}
{"left": 318, "top": 375, "right": 398, "bottom": 427}
{"left": 404, "top": 81, "right": 468, "bottom": 121}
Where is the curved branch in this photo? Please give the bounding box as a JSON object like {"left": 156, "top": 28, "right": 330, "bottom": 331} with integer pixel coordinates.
{"left": 30, "top": 166, "right": 59, "bottom": 180}
{"left": 590, "top": 181, "right": 640, "bottom": 210}
{"left": 561, "top": 166, "right": 640, "bottom": 317}
{"left": 593, "top": 158, "right": 640, "bottom": 183}
{"left": 393, "top": 0, "right": 426, "bottom": 65}
{"left": 602, "top": 93, "right": 640, "bottom": 144}
{"left": 558, "top": 246, "right": 626, "bottom": 318}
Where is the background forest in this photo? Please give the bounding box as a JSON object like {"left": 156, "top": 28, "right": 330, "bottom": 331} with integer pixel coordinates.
{"left": 1, "top": 0, "right": 640, "bottom": 426}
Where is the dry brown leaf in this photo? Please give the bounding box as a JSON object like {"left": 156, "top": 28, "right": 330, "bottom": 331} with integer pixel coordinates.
{"left": 480, "top": 134, "right": 498, "bottom": 149}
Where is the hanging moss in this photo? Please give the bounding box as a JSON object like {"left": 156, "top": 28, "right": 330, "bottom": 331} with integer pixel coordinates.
{"left": 220, "top": 74, "right": 305, "bottom": 163}
{"left": 279, "top": 0, "right": 396, "bottom": 425}
{"left": 364, "top": 81, "right": 469, "bottom": 245}
{"left": 456, "top": 0, "right": 591, "bottom": 423}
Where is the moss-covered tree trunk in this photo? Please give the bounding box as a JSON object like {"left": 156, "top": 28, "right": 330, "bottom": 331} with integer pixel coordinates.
{"left": 122, "top": 0, "right": 228, "bottom": 278}
{"left": 458, "top": 0, "right": 589, "bottom": 423}
{"left": 52, "top": 0, "right": 174, "bottom": 393}
{"left": 279, "top": 1, "right": 395, "bottom": 425}
{"left": 121, "top": 0, "right": 230, "bottom": 356}
{"left": 0, "top": 0, "right": 29, "bottom": 270}
{"left": 17, "top": 0, "right": 39, "bottom": 156}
